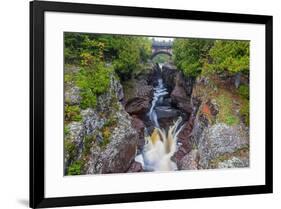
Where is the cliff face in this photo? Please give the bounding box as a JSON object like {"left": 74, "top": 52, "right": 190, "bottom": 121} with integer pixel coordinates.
{"left": 178, "top": 75, "right": 249, "bottom": 170}
{"left": 64, "top": 66, "right": 138, "bottom": 175}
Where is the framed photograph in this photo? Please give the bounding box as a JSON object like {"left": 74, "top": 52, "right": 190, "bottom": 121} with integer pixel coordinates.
{"left": 30, "top": 0, "right": 273, "bottom": 208}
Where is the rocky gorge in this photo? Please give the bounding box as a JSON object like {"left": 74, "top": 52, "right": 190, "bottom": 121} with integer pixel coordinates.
{"left": 64, "top": 61, "right": 249, "bottom": 175}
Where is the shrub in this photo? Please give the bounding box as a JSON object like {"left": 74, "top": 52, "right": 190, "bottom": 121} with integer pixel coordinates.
{"left": 83, "top": 135, "right": 96, "bottom": 156}
{"left": 67, "top": 161, "right": 82, "bottom": 175}
{"left": 65, "top": 105, "right": 82, "bottom": 122}
{"left": 65, "top": 139, "right": 77, "bottom": 162}
{"left": 64, "top": 126, "right": 70, "bottom": 136}
{"left": 76, "top": 62, "right": 111, "bottom": 109}
{"left": 240, "top": 100, "right": 250, "bottom": 126}
{"left": 238, "top": 84, "right": 249, "bottom": 99}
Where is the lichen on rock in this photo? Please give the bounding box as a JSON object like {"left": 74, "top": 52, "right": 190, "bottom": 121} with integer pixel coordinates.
{"left": 64, "top": 70, "right": 139, "bottom": 175}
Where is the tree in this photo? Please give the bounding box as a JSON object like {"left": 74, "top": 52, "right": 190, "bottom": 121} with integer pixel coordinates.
{"left": 64, "top": 33, "right": 152, "bottom": 80}
{"left": 173, "top": 38, "right": 214, "bottom": 77}
{"left": 205, "top": 40, "right": 249, "bottom": 75}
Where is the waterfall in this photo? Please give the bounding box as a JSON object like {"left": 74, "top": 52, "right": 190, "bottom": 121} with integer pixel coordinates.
{"left": 135, "top": 117, "right": 184, "bottom": 171}
{"left": 148, "top": 78, "right": 168, "bottom": 128}
{"left": 135, "top": 64, "right": 184, "bottom": 171}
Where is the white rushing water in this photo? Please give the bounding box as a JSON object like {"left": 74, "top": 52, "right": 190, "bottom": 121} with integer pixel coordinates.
{"left": 148, "top": 78, "right": 168, "bottom": 128}
{"left": 135, "top": 65, "right": 184, "bottom": 171}
{"left": 135, "top": 117, "right": 184, "bottom": 171}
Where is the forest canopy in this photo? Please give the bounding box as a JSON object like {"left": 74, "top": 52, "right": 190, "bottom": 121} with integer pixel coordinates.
{"left": 172, "top": 38, "right": 250, "bottom": 77}
{"left": 64, "top": 33, "right": 152, "bottom": 80}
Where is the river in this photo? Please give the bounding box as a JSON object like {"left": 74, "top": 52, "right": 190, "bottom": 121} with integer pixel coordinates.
{"left": 135, "top": 63, "right": 184, "bottom": 171}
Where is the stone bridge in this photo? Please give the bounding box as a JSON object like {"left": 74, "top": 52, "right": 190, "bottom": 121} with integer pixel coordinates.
{"left": 151, "top": 39, "right": 173, "bottom": 59}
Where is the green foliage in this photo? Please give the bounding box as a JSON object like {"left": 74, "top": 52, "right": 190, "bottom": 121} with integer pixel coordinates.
{"left": 65, "top": 139, "right": 77, "bottom": 162}
{"left": 64, "top": 32, "right": 152, "bottom": 80}
{"left": 172, "top": 38, "right": 249, "bottom": 78}
{"left": 206, "top": 40, "right": 249, "bottom": 75}
{"left": 238, "top": 84, "right": 249, "bottom": 99}
{"left": 240, "top": 100, "right": 249, "bottom": 126}
{"left": 83, "top": 135, "right": 96, "bottom": 156}
{"left": 65, "top": 105, "right": 82, "bottom": 122}
{"left": 99, "top": 115, "right": 117, "bottom": 148}
{"left": 103, "top": 115, "right": 118, "bottom": 127}
{"left": 216, "top": 94, "right": 239, "bottom": 126}
{"left": 76, "top": 62, "right": 111, "bottom": 109}
{"left": 173, "top": 38, "right": 214, "bottom": 77}
{"left": 64, "top": 126, "right": 70, "bottom": 136}
{"left": 64, "top": 33, "right": 105, "bottom": 64}
{"left": 100, "top": 126, "right": 111, "bottom": 148}
{"left": 64, "top": 72, "right": 75, "bottom": 84}
{"left": 111, "top": 36, "right": 152, "bottom": 80}
{"left": 67, "top": 161, "right": 82, "bottom": 175}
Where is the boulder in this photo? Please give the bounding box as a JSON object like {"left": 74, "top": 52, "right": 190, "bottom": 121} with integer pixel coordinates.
{"left": 155, "top": 106, "right": 180, "bottom": 119}
{"left": 94, "top": 112, "right": 138, "bottom": 173}
{"left": 172, "top": 110, "right": 196, "bottom": 167}
{"left": 178, "top": 149, "right": 199, "bottom": 170}
{"left": 127, "top": 161, "right": 143, "bottom": 172}
{"left": 123, "top": 79, "right": 153, "bottom": 102}
{"left": 217, "top": 156, "right": 249, "bottom": 168}
{"left": 125, "top": 97, "right": 150, "bottom": 115}
{"left": 81, "top": 108, "right": 104, "bottom": 135}
{"left": 161, "top": 64, "right": 178, "bottom": 91}
{"left": 131, "top": 115, "right": 145, "bottom": 149}
{"left": 171, "top": 73, "right": 193, "bottom": 114}
{"left": 197, "top": 123, "right": 249, "bottom": 169}
{"left": 64, "top": 121, "right": 84, "bottom": 168}
{"left": 65, "top": 86, "right": 81, "bottom": 105}
{"left": 65, "top": 73, "right": 140, "bottom": 175}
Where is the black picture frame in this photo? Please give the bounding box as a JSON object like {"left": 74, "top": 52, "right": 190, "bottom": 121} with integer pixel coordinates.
{"left": 30, "top": 1, "right": 273, "bottom": 208}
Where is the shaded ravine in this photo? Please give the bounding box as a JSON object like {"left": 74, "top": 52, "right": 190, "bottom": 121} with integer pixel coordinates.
{"left": 135, "top": 64, "right": 186, "bottom": 171}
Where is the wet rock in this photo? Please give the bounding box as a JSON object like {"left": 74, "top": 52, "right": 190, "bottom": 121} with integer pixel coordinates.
{"left": 162, "top": 98, "right": 172, "bottom": 106}
{"left": 155, "top": 106, "right": 180, "bottom": 119}
{"left": 161, "top": 64, "right": 178, "bottom": 91}
{"left": 173, "top": 146, "right": 189, "bottom": 163}
{"left": 148, "top": 64, "right": 163, "bottom": 86}
{"left": 171, "top": 73, "right": 193, "bottom": 114}
{"left": 94, "top": 113, "right": 138, "bottom": 173}
{"left": 189, "top": 113, "right": 209, "bottom": 146}
{"left": 125, "top": 97, "right": 150, "bottom": 115}
{"left": 131, "top": 115, "right": 145, "bottom": 149}
{"left": 123, "top": 79, "right": 153, "bottom": 101}
{"left": 173, "top": 125, "right": 193, "bottom": 166}
{"left": 122, "top": 77, "right": 153, "bottom": 118}
{"left": 127, "top": 161, "right": 143, "bottom": 172}
{"left": 178, "top": 149, "right": 199, "bottom": 170}
{"left": 162, "top": 64, "right": 195, "bottom": 96}
{"left": 207, "top": 99, "right": 219, "bottom": 116}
